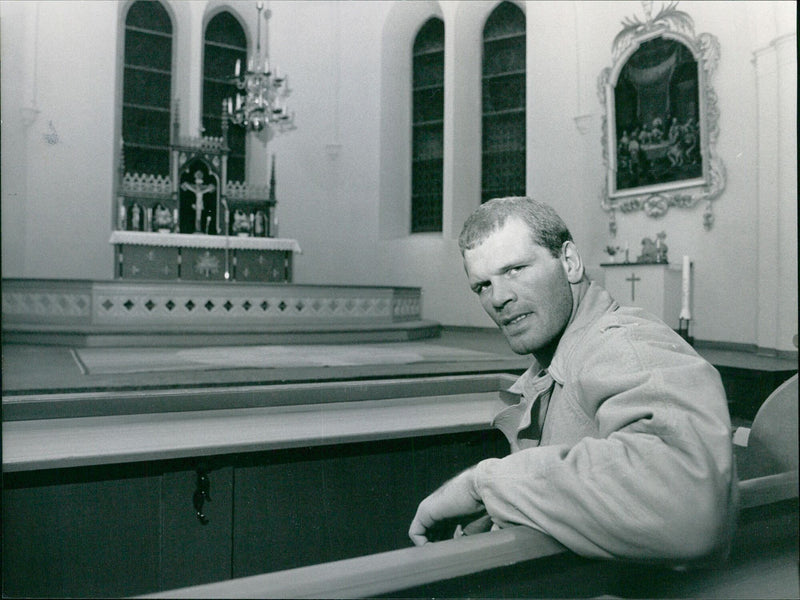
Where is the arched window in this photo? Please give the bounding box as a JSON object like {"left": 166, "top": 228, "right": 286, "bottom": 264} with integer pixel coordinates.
{"left": 203, "top": 11, "right": 247, "bottom": 183}
{"left": 122, "top": 0, "right": 173, "bottom": 176}
{"left": 481, "top": 1, "right": 525, "bottom": 203}
{"left": 411, "top": 17, "right": 444, "bottom": 233}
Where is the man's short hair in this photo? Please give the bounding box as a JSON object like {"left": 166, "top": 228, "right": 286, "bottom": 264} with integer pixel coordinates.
{"left": 458, "top": 196, "right": 573, "bottom": 257}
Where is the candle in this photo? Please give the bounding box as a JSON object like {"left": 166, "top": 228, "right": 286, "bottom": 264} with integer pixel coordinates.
{"left": 679, "top": 255, "right": 691, "bottom": 321}
{"left": 234, "top": 59, "right": 240, "bottom": 77}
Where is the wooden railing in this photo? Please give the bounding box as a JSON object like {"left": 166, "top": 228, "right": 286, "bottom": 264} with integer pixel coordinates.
{"left": 139, "top": 526, "right": 567, "bottom": 599}
{"left": 738, "top": 470, "right": 799, "bottom": 508}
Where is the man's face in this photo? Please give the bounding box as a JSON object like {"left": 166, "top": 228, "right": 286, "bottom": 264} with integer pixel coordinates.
{"left": 463, "top": 217, "right": 574, "bottom": 356}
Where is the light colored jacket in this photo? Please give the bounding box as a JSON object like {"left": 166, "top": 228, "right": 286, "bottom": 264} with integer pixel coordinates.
{"left": 475, "top": 280, "right": 736, "bottom": 562}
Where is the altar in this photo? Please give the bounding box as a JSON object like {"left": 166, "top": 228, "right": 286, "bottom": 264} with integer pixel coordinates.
{"left": 110, "top": 231, "right": 301, "bottom": 282}
{"left": 112, "top": 102, "right": 301, "bottom": 283}
{"left": 600, "top": 261, "right": 685, "bottom": 330}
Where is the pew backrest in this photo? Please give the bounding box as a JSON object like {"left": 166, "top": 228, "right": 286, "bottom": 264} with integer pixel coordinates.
{"left": 746, "top": 373, "right": 798, "bottom": 473}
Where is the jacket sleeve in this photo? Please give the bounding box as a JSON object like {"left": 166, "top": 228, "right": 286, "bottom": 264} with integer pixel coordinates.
{"left": 473, "top": 318, "right": 736, "bottom": 562}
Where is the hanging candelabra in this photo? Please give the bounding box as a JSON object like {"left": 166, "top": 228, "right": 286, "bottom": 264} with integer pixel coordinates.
{"left": 227, "top": 2, "right": 295, "bottom": 134}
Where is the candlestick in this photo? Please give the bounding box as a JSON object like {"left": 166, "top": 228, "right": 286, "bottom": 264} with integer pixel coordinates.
{"left": 679, "top": 255, "right": 691, "bottom": 321}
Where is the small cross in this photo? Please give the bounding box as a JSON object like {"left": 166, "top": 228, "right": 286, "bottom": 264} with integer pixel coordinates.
{"left": 626, "top": 273, "right": 641, "bottom": 301}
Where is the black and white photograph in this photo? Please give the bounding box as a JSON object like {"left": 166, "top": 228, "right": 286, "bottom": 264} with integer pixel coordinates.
{"left": 1, "top": 1, "right": 797, "bottom": 598}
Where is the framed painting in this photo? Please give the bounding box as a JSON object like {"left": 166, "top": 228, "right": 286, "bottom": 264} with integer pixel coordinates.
{"left": 598, "top": 2, "right": 725, "bottom": 233}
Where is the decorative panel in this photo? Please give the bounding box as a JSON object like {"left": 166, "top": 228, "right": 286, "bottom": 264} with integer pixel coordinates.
{"left": 119, "top": 245, "right": 179, "bottom": 279}
{"left": 235, "top": 248, "right": 288, "bottom": 282}
{"left": 2, "top": 280, "right": 423, "bottom": 332}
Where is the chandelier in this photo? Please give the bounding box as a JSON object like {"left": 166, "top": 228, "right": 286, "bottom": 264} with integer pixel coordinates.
{"left": 227, "top": 2, "right": 295, "bottom": 134}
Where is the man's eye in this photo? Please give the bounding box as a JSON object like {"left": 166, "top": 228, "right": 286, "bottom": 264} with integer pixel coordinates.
{"left": 473, "top": 283, "right": 489, "bottom": 294}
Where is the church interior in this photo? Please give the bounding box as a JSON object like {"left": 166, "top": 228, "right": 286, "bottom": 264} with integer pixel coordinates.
{"left": 1, "top": 1, "right": 797, "bottom": 597}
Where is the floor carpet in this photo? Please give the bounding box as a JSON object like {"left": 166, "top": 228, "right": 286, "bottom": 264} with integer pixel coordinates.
{"left": 72, "top": 342, "right": 509, "bottom": 375}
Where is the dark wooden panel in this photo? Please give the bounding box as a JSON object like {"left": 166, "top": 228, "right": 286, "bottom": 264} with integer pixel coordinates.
{"left": 411, "top": 429, "right": 507, "bottom": 496}
{"left": 321, "top": 437, "right": 418, "bottom": 561}
{"left": 2, "top": 465, "right": 161, "bottom": 598}
{"left": 160, "top": 464, "right": 234, "bottom": 590}
{"left": 2, "top": 429, "right": 509, "bottom": 596}
{"left": 231, "top": 430, "right": 509, "bottom": 578}
{"left": 232, "top": 448, "right": 329, "bottom": 576}
{"left": 718, "top": 367, "right": 796, "bottom": 420}
{"left": 409, "top": 429, "right": 509, "bottom": 542}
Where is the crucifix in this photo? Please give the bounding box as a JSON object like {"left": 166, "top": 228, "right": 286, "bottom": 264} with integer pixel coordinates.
{"left": 626, "top": 273, "right": 641, "bottom": 301}
{"left": 181, "top": 171, "right": 216, "bottom": 233}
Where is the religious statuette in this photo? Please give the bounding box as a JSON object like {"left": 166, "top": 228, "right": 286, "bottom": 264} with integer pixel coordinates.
{"left": 153, "top": 203, "right": 173, "bottom": 233}
{"left": 233, "top": 209, "right": 251, "bottom": 236}
{"left": 254, "top": 210, "right": 266, "bottom": 236}
{"left": 604, "top": 245, "right": 622, "bottom": 263}
{"left": 181, "top": 170, "right": 216, "bottom": 234}
{"left": 637, "top": 231, "right": 668, "bottom": 264}
{"left": 131, "top": 203, "right": 142, "bottom": 231}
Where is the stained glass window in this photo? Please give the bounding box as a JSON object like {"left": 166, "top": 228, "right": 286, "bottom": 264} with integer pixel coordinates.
{"left": 482, "top": 2, "right": 526, "bottom": 203}
{"left": 203, "top": 11, "right": 248, "bottom": 183}
{"left": 122, "top": 0, "right": 173, "bottom": 176}
{"left": 411, "top": 18, "right": 445, "bottom": 233}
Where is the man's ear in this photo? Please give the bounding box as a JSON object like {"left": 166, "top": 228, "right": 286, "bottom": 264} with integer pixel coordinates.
{"left": 561, "top": 241, "right": 584, "bottom": 284}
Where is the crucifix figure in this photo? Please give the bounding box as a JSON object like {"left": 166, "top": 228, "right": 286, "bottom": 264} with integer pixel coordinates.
{"left": 181, "top": 171, "right": 216, "bottom": 233}
{"left": 626, "top": 273, "right": 641, "bottom": 301}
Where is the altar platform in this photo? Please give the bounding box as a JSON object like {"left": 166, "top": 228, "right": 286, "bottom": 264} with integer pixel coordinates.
{"left": 1, "top": 278, "right": 439, "bottom": 347}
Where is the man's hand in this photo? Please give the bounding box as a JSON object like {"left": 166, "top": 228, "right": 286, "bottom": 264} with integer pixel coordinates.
{"left": 408, "top": 466, "right": 485, "bottom": 546}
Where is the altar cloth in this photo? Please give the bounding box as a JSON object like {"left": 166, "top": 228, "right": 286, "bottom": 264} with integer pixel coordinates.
{"left": 73, "top": 342, "right": 507, "bottom": 375}
{"left": 109, "top": 230, "right": 302, "bottom": 252}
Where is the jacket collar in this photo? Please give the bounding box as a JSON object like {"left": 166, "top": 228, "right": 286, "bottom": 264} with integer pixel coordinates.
{"left": 509, "top": 279, "right": 617, "bottom": 394}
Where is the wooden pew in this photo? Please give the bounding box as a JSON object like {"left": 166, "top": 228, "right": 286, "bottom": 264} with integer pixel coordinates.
{"left": 141, "top": 375, "right": 800, "bottom": 599}
{"left": 4, "top": 373, "right": 797, "bottom": 598}
{"left": 139, "top": 471, "right": 798, "bottom": 599}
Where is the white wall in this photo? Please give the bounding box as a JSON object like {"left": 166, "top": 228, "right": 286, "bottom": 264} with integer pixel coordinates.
{"left": 1, "top": 0, "right": 796, "bottom": 353}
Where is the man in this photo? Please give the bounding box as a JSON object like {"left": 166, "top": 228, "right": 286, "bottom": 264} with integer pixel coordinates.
{"left": 409, "top": 197, "right": 735, "bottom": 563}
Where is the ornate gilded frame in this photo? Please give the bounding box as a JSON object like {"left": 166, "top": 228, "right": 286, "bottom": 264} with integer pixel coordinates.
{"left": 598, "top": 2, "right": 725, "bottom": 234}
